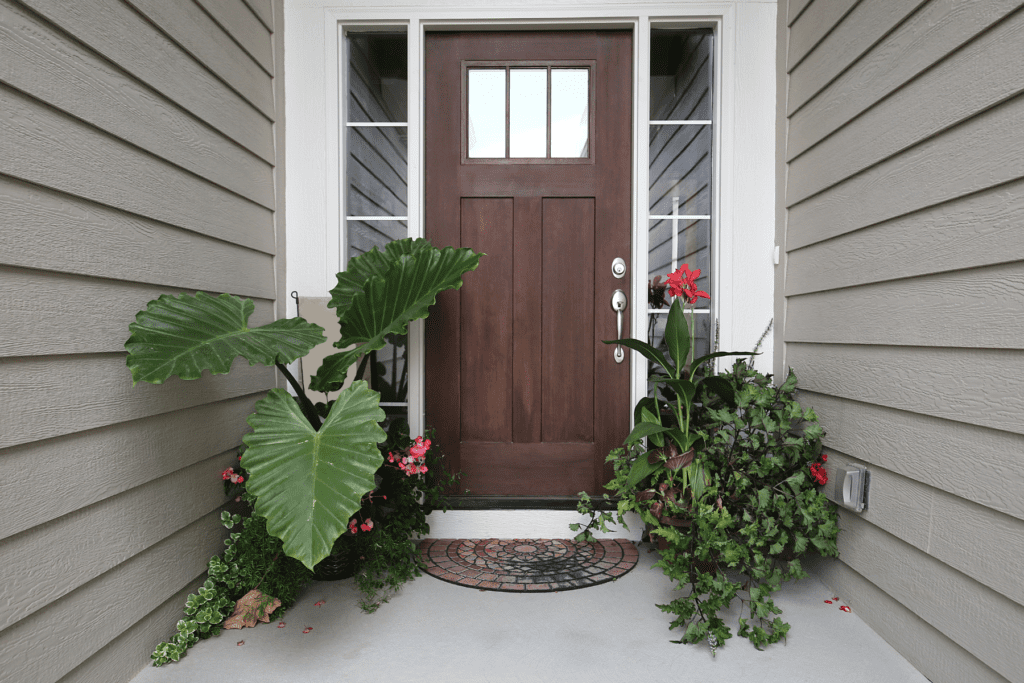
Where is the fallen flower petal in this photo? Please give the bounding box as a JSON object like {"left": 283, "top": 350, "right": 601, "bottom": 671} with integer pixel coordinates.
{"left": 236, "top": 641, "right": 244, "bottom": 646}
{"left": 314, "top": 601, "right": 325, "bottom": 607}
{"left": 824, "top": 600, "right": 833, "bottom": 604}
{"left": 303, "top": 627, "right": 313, "bottom": 634}
{"left": 840, "top": 605, "right": 851, "bottom": 613}
{"left": 277, "top": 622, "right": 286, "bottom": 628}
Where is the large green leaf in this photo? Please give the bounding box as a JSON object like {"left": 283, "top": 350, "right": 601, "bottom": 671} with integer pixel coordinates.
{"left": 242, "top": 385, "right": 386, "bottom": 570}
{"left": 310, "top": 243, "right": 482, "bottom": 392}
{"left": 126, "top": 292, "right": 326, "bottom": 385}
{"left": 664, "top": 298, "right": 691, "bottom": 370}
{"left": 328, "top": 239, "right": 435, "bottom": 320}
{"left": 606, "top": 338, "right": 674, "bottom": 375}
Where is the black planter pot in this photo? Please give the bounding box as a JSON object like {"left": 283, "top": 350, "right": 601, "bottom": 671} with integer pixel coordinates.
{"left": 313, "top": 535, "right": 358, "bottom": 581}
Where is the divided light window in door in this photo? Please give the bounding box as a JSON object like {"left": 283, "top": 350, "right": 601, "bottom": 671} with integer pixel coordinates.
{"left": 647, "top": 28, "right": 714, "bottom": 373}
{"left": 344, "top": 30, "right": 409, "bottom": 427}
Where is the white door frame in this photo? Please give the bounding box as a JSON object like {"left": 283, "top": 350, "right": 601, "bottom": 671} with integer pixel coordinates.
{"left": 285, "top": 0, "right": 777, "bottom": 481}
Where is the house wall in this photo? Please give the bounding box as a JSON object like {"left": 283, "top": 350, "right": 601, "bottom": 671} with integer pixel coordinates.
{"left": 0, "top": 1, "right": 285, "bottom": 681}
{"left": 775, "top": 2, "right": 1024, "bottom": 682}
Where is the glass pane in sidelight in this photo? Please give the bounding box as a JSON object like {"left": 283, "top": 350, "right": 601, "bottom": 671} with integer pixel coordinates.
{"left": 346, "top": 126, "right": 408, "bottom": 219}
{"left": 509, "top": 69, "right": 547, "bottom": 158}
{"left": 550, "top": 68, "right": 589, "bottom": 158}
{"left": 347, "top": 32, "right": 408, "bottom": 123}
{"left": 346, "top": 218, "right": 408, "bottom": 264}
{"left": 468, "top": 69, "right": 507, "bottom": 158}
{"left": 648, "top": 124, "right": 711, "bottom": 218}
{"left": 650, "top": 29, "right": 712, "bottom": 122}
{"left": 647, "top": 218, "right": 711, "bottom": 302}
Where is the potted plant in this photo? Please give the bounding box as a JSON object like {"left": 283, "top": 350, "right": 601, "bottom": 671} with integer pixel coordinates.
{"left": 125, "top": 238, "right": 481, "bottom": 571}
{"left": 572, "top": 265, "right": 839, "bottom": 653}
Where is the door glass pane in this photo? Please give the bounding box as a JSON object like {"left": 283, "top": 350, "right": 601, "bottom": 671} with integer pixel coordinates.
{"left": 550, "top": 68, "right": 589, "bottom": 158}
{"left": 347, "top": 33, "right": 408, "bottom": 123}
{"left": 346, "top": 126, "right": 408, "bottom": 219}
{"left": 509, "top": 69, "right": 547, "bottom": 158}
{"left": 648, "top": 218, "right": 711, "bottom": 300}
{"left": 649, "top": 124, "right": 711, "bottom": 217}
{"left": 468, "top": 69, "right": 506, "bottom": 158}
{"left": 650, "top": 29, "right": 712, "bottom": 121}
{"left": 647, "top": 313, "right": 712, "bottom": 378}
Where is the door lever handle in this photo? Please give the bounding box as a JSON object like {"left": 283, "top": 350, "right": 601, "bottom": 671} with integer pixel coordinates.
{"left": 611, "top": 289, "right": 628, "bottom": 364}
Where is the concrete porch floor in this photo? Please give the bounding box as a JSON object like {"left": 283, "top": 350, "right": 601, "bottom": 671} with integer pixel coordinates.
{"left": 131, "top": 544, "right": 927, "bottom": 683}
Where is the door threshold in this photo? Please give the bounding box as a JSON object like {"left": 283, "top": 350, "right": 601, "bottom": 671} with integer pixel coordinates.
{"left": 447, "top": 495, "right": 618, "bottom": 511}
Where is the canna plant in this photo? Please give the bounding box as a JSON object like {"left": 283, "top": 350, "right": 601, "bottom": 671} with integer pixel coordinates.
{"left": 126, "top": 238, "right": 482, "bottom": 570}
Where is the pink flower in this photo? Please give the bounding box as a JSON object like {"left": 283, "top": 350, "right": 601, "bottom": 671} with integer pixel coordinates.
{"left": 348, "top": 519, "right": 358, "bottom": 534}
{"left": 221, "top": 467, "right": 234, "bottom": 481}
{"left": 360, "top": 519, "right": 374, "bottom": 532}
{"left": 665, "top": 264, "right": 710, "bottom": 304}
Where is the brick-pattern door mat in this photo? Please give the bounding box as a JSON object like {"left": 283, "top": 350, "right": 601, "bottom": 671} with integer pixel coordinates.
{"left": 418, "top": 538, "right": 639, "bottom": 592}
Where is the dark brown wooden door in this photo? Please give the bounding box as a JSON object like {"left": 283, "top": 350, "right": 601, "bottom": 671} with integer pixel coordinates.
{"left": 425, "top": 31, "right": 632, "bottom": 497}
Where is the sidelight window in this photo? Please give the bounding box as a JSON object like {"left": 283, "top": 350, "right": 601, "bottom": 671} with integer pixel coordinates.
{"left": 344, "top": 29, "right": 410, "bottom": 426}
{"left": 646, "top": 28, "right": 714, "bottom": 367}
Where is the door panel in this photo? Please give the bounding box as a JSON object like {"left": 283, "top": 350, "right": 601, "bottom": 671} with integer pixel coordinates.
{"left": 425, "top": 31, "right": 632, "bottom": 497}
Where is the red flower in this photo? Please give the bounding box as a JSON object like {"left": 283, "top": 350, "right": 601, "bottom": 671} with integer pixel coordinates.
{"left": 809, "top": 463, "right": 828, "bottom": 485}
{"left": 360, "top": 519, "right": 374, "bottom": 532}
{"left": 348, "top": 519, "right": 358, "bottom": 535}
{"left": 221, "top": 467, "right": 234, "bottom": 481}
{"left": 665, "top": 264, "right": 710, "bottom": 304}
{"left": 821, "top": 453, "right": 828, "bottom": 463}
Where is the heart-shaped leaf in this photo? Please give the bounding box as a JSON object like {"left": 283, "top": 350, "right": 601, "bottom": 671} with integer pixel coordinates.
{"left": 126, "top": 292, "right": 325, "bottom": 384}
{"left": 242, "top": 385, "right": 385, "bottom": 570}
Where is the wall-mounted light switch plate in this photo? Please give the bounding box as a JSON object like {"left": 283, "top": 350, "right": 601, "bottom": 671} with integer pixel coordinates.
{"left": 834, "top": 465, "right": 869, "bottom": 512}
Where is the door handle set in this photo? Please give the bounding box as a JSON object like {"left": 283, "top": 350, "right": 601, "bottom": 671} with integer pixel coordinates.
{"left": 611, "top": 288, "right": 627, "bottom": 364}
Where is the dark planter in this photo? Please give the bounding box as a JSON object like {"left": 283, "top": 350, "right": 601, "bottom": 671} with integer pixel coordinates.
{"left": 313, "top": 535, "right": 358, "bottom": 581}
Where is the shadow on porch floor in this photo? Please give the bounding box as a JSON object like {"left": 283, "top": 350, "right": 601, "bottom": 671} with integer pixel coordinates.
{"left": 130, "top": 544, "right": 926, "bottom": 683}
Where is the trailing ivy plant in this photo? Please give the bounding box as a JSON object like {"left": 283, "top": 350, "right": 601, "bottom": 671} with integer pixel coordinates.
{"left": 126, "top": 239, "right": 482, "bottom": 570}
{"left": 151, "top": 507, "right": 313, "bottom": 665}
{"left": 572, "top": 285, "right": 838, "bottom": 652}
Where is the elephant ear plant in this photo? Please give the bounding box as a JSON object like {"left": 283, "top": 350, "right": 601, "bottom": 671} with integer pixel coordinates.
{"left": 126, "top": 238, "right": 482, "bottom": 571}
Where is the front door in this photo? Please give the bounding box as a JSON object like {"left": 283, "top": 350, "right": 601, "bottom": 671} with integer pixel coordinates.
{"left": 425, "top": 31, "right": 632, "bottom": 497}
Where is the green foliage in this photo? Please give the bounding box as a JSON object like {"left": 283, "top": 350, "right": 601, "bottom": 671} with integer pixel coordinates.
{"left": 125, "top": 239, "right": 481, "bottom": 573}
{"left": 125, "top": 292, "right": 326, "bottom": 384}
{"left": 310, "top": 241, "right": 483, "bottom": 392}
{"left": 349, "top": 425, "right": 459, "bottom": 612}
{"left": 151, "top": 509, "right": 313, "bottom": 666}
{"left": 573, "top": 360, "right": 838, "bottom": 652}
{"left": 243, "top": 386, "right": 386, "bottom": 570}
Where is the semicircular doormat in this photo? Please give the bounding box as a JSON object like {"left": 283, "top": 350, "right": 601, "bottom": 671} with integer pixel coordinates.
{"left": 418, "top": 538, "right": 638, "bottom": 592}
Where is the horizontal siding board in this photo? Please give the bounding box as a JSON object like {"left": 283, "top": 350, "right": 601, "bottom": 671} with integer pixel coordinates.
{"left": 803, "top": 392, "right": 1024, "bottom": 522}
{"left": 787, "top": 0, "right": 1020, "bottom": 160}
{"left": 0, "top": 354, "right": 274, "bottom": 449}
{"left": 0, "top": 452, "right": 233, "bottom": 632}
{"left": 789, "top": 9, "right": 1024, "bottom": 204}
{"left": 1, "top": 84, "right": 276, "bottom": 254}
{"left": 834, "top": 513, "right": 1024, "bottom": 682}
{"left": 822, "top": 451, "right": 1024, "bottom": 606}
{"left": 0, "top": 267, "right": 276, "bottom": 357}
{"left": 787, "top": 0, "right": 813, "bottom": 26}
{"left": 194, "top": 0, "right": 273, "bottom": 74}
{"left": 241, "top": 0, "right": 272, "bottom": 31}
{"left": 806, "top": 556, "right": 1012, "bottom": 683}
{"left": 788, "top": 343, "right": 1024, "bottom": 436}
{"left": 56, "top": 583, "right": 197, "bottom": 683}
{"left": 18, "top": 0, "right": 274, "bottom": 162}
{"left": 0, "top": 514, "right": 224, "bottom": 683}
{"left": 787, "top": 94, "right": 1024, "bottom": 250}
{"left": 785, "top": 179, "right": 1024, "bottom": 295}
{"left": 785, "top": 262, "right": 1024, "bottom": 348}
{"left": 124, "top": 0, "right": 274, "bottom": 117}
{"left": 0, "top": 0, "right": 274, "bottom": 209}
{"left": 787, "top": 0, "right": 924, "bottom": 114}
{"left": 0, "top": 396, "right": 259, "bottom": 540}
{"left": 0, "top": 177, "right": 276, "bottom": 297}
{"left": 786, "top": 0, "right": 858, "bottom": 68}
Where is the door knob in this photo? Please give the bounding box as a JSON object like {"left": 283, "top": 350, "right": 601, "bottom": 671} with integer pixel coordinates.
{"left": 611, "top": 289, "right": 627, "bottom": 363}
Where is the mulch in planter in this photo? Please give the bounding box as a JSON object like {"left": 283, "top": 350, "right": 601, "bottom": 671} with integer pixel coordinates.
{"left": 417, "top": 538, "right": 638, "bottom": 593}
